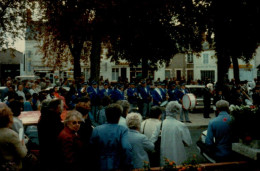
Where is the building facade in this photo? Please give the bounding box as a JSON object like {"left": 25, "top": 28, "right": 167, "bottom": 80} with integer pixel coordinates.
{"left": 0, "top": 48, "right": 23, "bottom": 83}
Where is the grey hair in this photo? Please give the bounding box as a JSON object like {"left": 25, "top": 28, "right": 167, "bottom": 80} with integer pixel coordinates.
{"left": 64, "top": 110, "right": 84, "bottom": 126}
{"left": 126, "top": 112, "right": 142, "bottom": 130}
{"left": 116, "top": 100, "right": 130, "bottom": 117}
{"left": 216, "top": 100, "right": 229, "bottom": 112}
{"left": 165, "top": 101, "right": 182, "bottom": 117}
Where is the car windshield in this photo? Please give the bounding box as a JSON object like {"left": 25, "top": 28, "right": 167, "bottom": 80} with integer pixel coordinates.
{"left": 188, "top": 88, "right": 204, "bottom": 98}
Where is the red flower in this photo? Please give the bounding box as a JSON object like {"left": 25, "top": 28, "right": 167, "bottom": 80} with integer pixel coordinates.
{"left": 245, "top": 136, "right": 252, "bottom": 142}
{"left": 250, "top": 105, "right": 256, "bottom": 109}
{"left": 223, "top": 118, "right": 227, "bottom": 122}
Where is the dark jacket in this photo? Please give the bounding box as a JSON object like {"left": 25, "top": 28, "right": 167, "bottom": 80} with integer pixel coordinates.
{"left": 37, "top": 109, "right": 64, "bottom": 169}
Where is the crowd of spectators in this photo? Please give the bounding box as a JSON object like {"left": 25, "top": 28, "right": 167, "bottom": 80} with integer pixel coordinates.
{"left": 0, "top": 75, "right": 260, "bottom": 170}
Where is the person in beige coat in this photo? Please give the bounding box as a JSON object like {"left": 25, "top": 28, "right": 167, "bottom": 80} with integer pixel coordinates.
{"left": 0, "top": 103, "right": 28, "bottom": 170}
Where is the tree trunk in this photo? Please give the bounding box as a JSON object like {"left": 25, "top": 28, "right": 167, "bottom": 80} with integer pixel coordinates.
{"left": 70, "top": 42, "right": 83, "bottom": 81}
{"left": 217, "top": 51, "right": 231, "bottom": 85}
{"left": 90, "top": 36, "right": 101, "bottom": 82}
{"left": 231, "top": 56, "right": 240, "bottom": 84}
{"left": 142, "top": 57, "right": 148, "bottom": 79}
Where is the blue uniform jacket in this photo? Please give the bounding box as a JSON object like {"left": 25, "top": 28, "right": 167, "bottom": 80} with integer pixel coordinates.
{"left": 151, "top": 89, "right": 163, "bottom": 106}
{"left": 111, "top": 89, "right": 125, "bottom": 102}
{"left": 176, "top": 88, "right": 189, "bottom": 103}
{"left": 168, "top": 88, "right": 178, "bottom": 101}
{"left": 160, "top": 88, "right": 167, "bottom": 101}
{"left": 138, "top": 86, "right": 151, "bottom": 103}
{"left": 87, "top": 86, "right": 100, "bottom": 105}
{"left": 99, "top": 88, "right": 112, "bottom": 99}
{"left": 127, "top": 88, "right": 138, "bottom": 104}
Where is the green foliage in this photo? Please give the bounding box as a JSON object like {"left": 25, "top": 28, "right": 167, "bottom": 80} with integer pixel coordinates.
{"left": 0, "top": 0, "right": 33, "bottom": 49}
{"left": 229, "top": 105, "right": 260, "bottom": 140}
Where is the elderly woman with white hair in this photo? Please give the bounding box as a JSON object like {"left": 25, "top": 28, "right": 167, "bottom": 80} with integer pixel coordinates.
{"left": 57, "top": 110, "right": 84, "bottom": 170}
{"left": 126, "top": 112, "right": 154, "bottom": 169}
{"left": 159, "top": 101, "right": 192, "bottom": 166}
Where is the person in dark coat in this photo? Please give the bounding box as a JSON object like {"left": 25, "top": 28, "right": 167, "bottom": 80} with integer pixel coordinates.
{"left": 203, "top": 84, "right": 213, "bottom": 118}
{"left": 37, "top": 98, "right": 64, "bottom": 170}
{"left": 75, "top": 97, "right": 94, "bottom": 170}
{"left": 213, "top": 90, "right": 226, "bottom": 116}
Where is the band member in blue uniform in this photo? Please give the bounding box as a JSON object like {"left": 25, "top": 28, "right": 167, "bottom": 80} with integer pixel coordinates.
{"left": 87, "top": 81, "right": 100, "bottom": 117}
{"left": 138, "top": 81, "right": 152, "bottom": 118}
{"left": 168, "top": 83, "right": 178, "bottom": 102}
{"left": 177, "top": 83, "right": 191, "bottom": 123}
{"left": 127, "top": 82, "right": 138, "bottom": 111}
{"left": 151, "top": 82, "right": 163, "bottom": 106}
{"left": 160, "top": 82, "right": 167, "bottom": 101}
{"left": 111, "top": 84, "right": 125, "bottom": 102}
{"left": 99, "top": 82, "right": 112, "bottom": 100}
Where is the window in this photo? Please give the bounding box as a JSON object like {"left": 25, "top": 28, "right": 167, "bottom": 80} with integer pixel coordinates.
{"left": 187, "top": 53, "right": 193, "bottom": 63}
{"left": 201, "top": 70, "right": 215, "bottom": 82}
{"left": 176, "top": 70, "right": 181, "bottom": 80}
{"left": 187, "top": 70, "right": 194, "bottom": 81}
{"left": 165, "top": 70, "right": 171, "bottom": 79}
{"left": 112, "top": 68, "right": 119, "bottom": 81}
{"left": 203, "top": 53, "right": 209, "bottom": 64}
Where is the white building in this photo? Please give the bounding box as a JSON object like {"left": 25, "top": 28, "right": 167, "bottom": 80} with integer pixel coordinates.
{"left": 228, "top": 56, "right": 258, "bottom": 82}
{"left": 193, "top": 50, "right": 218, "bottom": 82}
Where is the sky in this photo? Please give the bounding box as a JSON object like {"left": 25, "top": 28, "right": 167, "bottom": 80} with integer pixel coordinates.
{"left": 11, "top": 38, "right": 25, "bottom": 53}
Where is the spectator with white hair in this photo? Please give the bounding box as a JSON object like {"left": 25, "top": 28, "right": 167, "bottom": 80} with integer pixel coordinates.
{"left": 116, "top": 100, "right": 130, "bottom": 127}
{"left": 205, "top": 100, "right": 232, "bottom": 162}
{"left": 126, "top": 112, "right": 154, "bottom": 169}
{"left": 159, "top": 101, "right": 192, "bottom": 166}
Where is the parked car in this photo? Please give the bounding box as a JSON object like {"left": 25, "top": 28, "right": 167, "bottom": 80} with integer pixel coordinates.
{"left": 15, "top": 75, "right": 40, "bottom": 81}
{"left": 185, "top": 85, "right": 214, "bottom": 111}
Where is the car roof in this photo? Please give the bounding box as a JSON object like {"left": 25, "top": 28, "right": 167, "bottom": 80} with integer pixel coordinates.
{"left": 185, "top": 85, "right": 205, "bottom": 88}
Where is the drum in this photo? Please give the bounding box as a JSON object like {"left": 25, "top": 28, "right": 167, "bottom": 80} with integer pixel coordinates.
{"left": 182, "top": 93, "right": 196, "bottom": 110}
{"left": 160, "top": 101, "right": 168, "bottom": 107}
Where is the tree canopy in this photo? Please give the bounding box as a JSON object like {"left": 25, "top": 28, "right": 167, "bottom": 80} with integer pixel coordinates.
{"left": 203, "top": 0, "right": 260, "bottom": 84}
{"left": 0, "top": 0, "right": 29, "bottom": 49}
{"left": 31, "top": 0, "right": 208, "bottom": 81}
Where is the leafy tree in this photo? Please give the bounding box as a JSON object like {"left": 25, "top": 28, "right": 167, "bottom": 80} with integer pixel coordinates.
{"left": 0, "top": 0, "right": 30, "bottom": 49}
{"left": 107, "top": 0, "right": 207, "bottom": 79}
{"left": 34, "top": 0, "right": 94, "bottom": 80}
{"left": 204, "top": 0, "right": 260, "bottom": 85}
{"left": 33, "top": 0, "right": 208, "bottom": 82}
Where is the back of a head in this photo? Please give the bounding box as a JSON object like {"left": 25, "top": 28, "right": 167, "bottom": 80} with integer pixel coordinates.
{"left": 150, "top": 106, "right": 162, "bottom": 119}
{"left": 105, "top": 103, "right": 122, "bottom": 124}
{"left": 48, "top": 98, "right": 62, "bottom": 110}
{"left": 116, "top": 100, "right": 130, "bottom": 117}
{"left": 126, "top": 112, "right": 142, "bottom": 130}
{"left": 0, "top": 103, "right": 13, "bottom": 128}
{"left": 216, "top": 100, "right": 229, "bottom": 112}
{"left": 9, "top": 100, "right": 23, "bottom": 117}
{"left": 165, "top": 101, "right": 181, "bottom": 117}
{"left": 101, "top": 96, "right": 111, "bottom": 107}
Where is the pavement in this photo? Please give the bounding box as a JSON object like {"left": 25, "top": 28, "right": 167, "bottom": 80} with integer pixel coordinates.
{"left": 181, "top": 112, "right": 216, "bottom": 129}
